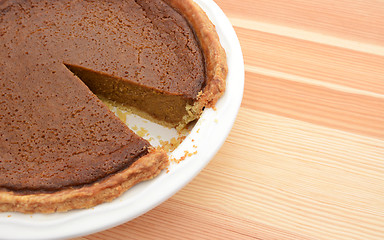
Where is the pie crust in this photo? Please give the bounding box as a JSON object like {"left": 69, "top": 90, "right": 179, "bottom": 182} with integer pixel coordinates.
{"left": 0, "top": 150, "right": 168, "bottom": 213}
{"left": 165, "top": 0, "right": 228, "bottom": 129}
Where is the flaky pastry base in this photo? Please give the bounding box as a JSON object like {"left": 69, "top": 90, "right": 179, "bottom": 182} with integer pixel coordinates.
{"left": 164, "top": 0, "right": 228, "bottom": 130}
{"left": 0, "top": 150, "right": 168, "bottom": 214}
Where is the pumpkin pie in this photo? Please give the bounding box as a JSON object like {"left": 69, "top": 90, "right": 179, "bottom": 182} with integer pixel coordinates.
{"left": 0, "top": 0, "right": 227, "bottom": 213}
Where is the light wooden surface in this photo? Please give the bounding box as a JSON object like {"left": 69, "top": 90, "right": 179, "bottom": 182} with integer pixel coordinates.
{"left": 76, "top": 1, "right": 384, "bottom": 239}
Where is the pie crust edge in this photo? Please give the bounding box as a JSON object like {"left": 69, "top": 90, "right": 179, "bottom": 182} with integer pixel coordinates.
{"left": 0, "top": 150, "right": 168, "bottom": 213}
{"left": 165, "top": 0, "right": 228, "bottom": 130}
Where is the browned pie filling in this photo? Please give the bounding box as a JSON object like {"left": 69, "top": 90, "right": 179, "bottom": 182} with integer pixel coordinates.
{"left": 0, "top": 0, "right": 203, "bottom": 194}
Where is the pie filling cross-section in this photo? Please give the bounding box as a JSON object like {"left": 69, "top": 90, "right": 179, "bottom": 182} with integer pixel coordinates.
{"left": 0, "top": 0, "right": 227, "bottom": 213}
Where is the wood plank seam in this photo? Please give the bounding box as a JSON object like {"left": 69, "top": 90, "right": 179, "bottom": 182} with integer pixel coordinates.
{"left": 230, "top": 18, "right": 384, "bottom": 56}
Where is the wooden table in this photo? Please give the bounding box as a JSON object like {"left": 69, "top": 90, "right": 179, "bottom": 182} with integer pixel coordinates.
{"left": 77, "top": 1, "right": 384, "bottom": 239}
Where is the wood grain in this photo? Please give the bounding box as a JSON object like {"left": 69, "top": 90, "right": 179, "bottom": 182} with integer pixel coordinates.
{"left": 76, "top": 0, "right": 384, "bottom": 239}
{"left": 214, "top": 0, "right": 384, "bottom": 45}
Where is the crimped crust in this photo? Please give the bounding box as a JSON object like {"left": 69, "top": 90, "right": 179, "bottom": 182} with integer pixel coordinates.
{"left": 0, "top": 150, "right": 168, "bottom": 213}
{"left": 164, "top": 0, "right": 228, "bottom": 130}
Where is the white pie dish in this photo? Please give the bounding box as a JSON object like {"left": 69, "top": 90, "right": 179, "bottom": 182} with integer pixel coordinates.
{"left": 0, "top": 0, "right": 244, "bottom": 239}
